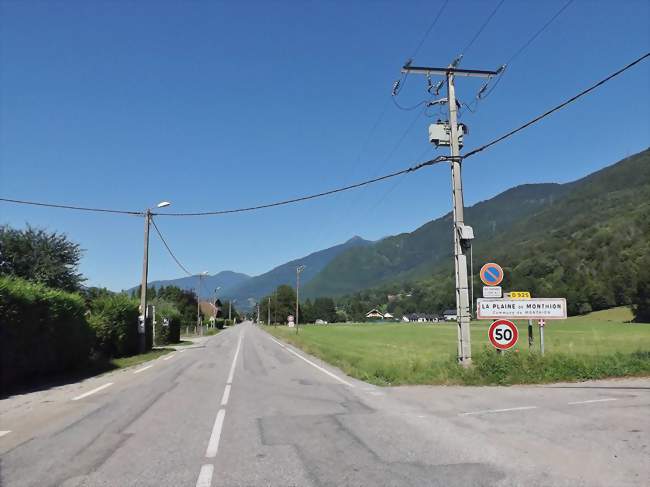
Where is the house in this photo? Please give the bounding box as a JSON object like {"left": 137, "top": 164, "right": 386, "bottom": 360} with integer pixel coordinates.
{"left": 443, "top": 309, "right": 457, "bottom": 321}
{"left": 315, "top": 319, "right": 328, "bottom": 324}
{"left": 383, "top": 312, "right": 394, "bottom": 320}
{"left": 365, "top": 309, "right": 384, "bottom": 319}
{"left": 402, "top": 313, "right": 441, "bottom": 323}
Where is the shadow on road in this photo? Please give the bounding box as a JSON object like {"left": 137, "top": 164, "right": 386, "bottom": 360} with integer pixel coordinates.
{"left": 1, "top": 360, "right": 118, "bottom": 400}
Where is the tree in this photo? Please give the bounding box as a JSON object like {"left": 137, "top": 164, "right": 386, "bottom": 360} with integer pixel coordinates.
{"left": 0, "top": 224, "right": 84, "bottom": 291}
{"left": 632, "top": 267, "right": 650, "bottom": 323}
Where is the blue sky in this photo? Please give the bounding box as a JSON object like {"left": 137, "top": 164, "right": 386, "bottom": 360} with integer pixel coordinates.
{"left": 1, "top": 0, "right": 649, "bottom": 291}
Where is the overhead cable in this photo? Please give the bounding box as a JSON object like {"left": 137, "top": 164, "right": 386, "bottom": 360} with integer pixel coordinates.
{"left": 149, "top": 217, "right": 194, "bottom": 276}
{"left": 463, "top": 52, "right": 650, "bottom": 159}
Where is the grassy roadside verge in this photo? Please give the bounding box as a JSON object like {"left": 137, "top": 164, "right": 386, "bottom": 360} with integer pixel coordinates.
{"left": 265, "top": 308, "right": 650, "bottom": 386}
{"left": 110, "top": 348, "right": 174, "bottom": 369}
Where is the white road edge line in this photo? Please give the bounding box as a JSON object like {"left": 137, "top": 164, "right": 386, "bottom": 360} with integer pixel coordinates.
{"left": 268, "top": 335, "right": 354, "bottom": 387}
{"left": 460, "top": 406, "right": 538, "bottom": 416}
{"left": 221, "top": 384, "right": 232, "bottom": 406}
{"left": 163, "top": 353, "right": 176, "bottom": 361}
{"left": 568, "top": 398, "right": 618, "bottom": 405}
{"left": 134, "top": 365, "right": 153, "bottom": 374}
{"left": 0, "top": 430, "right": 11, "bottom": 438}
{"left": 72, "top": 382, "right": 114, "bottom": 401}
{"left": 205, "top": 409, "right": 226, "bottom": 458}
{"left": 195, "top": 464, "right": 214, "bottom": 487}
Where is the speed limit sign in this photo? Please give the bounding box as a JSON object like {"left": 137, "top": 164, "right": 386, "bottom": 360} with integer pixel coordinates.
{"left": 488, "top": 319, "right": 519, "bottom": 350}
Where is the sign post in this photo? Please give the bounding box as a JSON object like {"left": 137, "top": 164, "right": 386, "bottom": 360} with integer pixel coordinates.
{"left": 538, "top": 319, "right": 546, "bottom": 355}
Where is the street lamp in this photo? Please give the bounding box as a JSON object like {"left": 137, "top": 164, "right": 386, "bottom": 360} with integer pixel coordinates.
{"left": 139, "top": 200, "right": 171, "bottom": 353}
{"left": 296, "top": 265, "right": 305, "bottom": 334}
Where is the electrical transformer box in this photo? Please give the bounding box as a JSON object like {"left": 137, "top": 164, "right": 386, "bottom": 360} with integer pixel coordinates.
{"left": 428, "top": 122, "right": 466, "bottom": 149}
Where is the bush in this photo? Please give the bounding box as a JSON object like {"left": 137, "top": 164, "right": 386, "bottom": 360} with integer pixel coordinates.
{"left": 224, "top": 319, "right": 233, "bottom": 327}
{"left": 215, "top": 318, "right": 226, "bottom": 329}
{"left": 0, "top": 276, "right": 93, "bottom": 390}
{"left": 152, "top": 300, "right": 181, "bottom": 345}
{"left": 88, "top": 294, "right": 140, "bottom": 357}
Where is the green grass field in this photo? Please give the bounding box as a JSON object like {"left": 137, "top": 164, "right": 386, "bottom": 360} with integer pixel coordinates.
{"left": 266, "top": 307, "right": 650, "bottom": 386}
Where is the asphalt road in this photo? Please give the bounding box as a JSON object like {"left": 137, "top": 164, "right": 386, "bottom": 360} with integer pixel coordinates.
{"left": 1, "top": 321, "right": 648, "bottom": 486}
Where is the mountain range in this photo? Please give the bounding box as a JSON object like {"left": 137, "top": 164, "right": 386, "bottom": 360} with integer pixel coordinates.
{"left": 141, "top": 148, "right": 649, "bottom": 312}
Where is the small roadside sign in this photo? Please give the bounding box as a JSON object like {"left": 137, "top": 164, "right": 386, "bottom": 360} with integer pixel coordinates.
{"left": 509, "top": 291, "right": 531, "bottom": 299}
{"left": 488, "top": 319, "right": 519, "bottom": 350}
{"left": 538, "top": 319, "right": 546, "bottom": 327}
{"left": 480, "top": 263, "right": 504, "bottom": 286}
{"left": 482, "top": 286, "right": 502, "bottom": 298}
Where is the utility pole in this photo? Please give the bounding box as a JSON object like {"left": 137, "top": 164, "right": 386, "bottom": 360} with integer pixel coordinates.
{"left": 138, "top": 201, "right": 170, "bottom": 353}
{"left": 296, "top": 265, "right": 305, "bottom": 334}
{"left": 401, "top": 63, "right": 498, "bottom": 366}
{"left": 268, "top": 296, "right": 271, "bottom": 326}
{"left": 138, "top": 209, "right": 151, "bottom": 354}
{"left": 228, "top": 300, "right": 232, "bottom": 321}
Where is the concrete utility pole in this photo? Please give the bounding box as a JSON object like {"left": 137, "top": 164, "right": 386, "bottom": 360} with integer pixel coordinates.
{"left": 138, "top": 201, "right": 170, "bottom": 354}
{"left": 268, "top": 296, "right": 271, "bottom": 326}
{"left": 138, "top": 209, "right": 151, "bottom": 354}
{"left": 296, "top": 265, "right": 305, "bottom": 334}
{"left": 401, "top": 63, "right": 497, "bottom": 366}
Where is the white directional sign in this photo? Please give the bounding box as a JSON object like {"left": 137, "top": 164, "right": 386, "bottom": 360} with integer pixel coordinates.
{"left": 477, "top": 298, "right": 567, "bottom": 320}
{"left": 482, "top": 286, "right": 502, "bottom": 298}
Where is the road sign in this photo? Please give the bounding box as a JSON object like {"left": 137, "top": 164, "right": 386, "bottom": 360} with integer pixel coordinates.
{"left": 477, "top": 298, "right": 567, "bottom": 320}
{"left": 480, "top": 262, "right": 504, "bottom": 286}
{"left": 488, "top": 319, "right": 519, "bottom": 350}
{"left": 538, "top": 319, "right": 546, "bottom": 327}
{"left": 482, "top": 286, "right": 502, "bottom": 298}
{"left": 509, "top": 291, "right": 531, "bottom": 299}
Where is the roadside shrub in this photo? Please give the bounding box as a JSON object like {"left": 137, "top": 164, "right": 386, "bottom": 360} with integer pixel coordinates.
{"left": 88, "top": 294, "right": 139, "bottom": 357}
{"left": 224, "top": 319, "right": 233, "bottom": 327}
{"left": 0, "top": 276, "right": 93, "bottom": 390}
{"left": 153, "top": 300, "right": 181, "bottom": 345}
{"left": 215, "top": 318, "right": 226, "bottom": 329}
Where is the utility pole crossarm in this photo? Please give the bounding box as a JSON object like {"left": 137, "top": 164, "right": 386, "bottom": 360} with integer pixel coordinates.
{"left": 401, "top": 65, "right": 498, "bottom": 78}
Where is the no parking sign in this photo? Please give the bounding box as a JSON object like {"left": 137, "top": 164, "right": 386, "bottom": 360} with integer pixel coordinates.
{"left": 488, "top": 319, "right": 519, "bottom": 350}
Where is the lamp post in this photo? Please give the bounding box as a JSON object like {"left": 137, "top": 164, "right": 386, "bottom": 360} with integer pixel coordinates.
{"left": 196, "top": 271, "right": 208, "bottom": 334}
{"left": 296, "top": 265, "right": 305, "bottom": 334}
{"left": 138, "top": 201, "right": 171, "bottom": 354}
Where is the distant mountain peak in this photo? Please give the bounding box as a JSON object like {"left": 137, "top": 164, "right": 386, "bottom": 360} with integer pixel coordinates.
{"left": 346, "top": 235, "right": 367, "bottom": 243}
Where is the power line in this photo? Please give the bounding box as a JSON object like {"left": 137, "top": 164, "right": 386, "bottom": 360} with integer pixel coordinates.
{"left": 411, "top": 0, "right": 450, "bottom": 60}
{"left": 149, "top": 217, "right": 194, "bottom": 276}
{"left": 468, "top": 0, "right": 575, "bottom": 108}
{"left": 3, "top": 52, "right": 647, "bottom": 219}
{"left": 464, "top": 52, "right": 650, "bottom": 159}
{"left": 507, "top": 0, "right": 575, "bottom": 65}
{"left": 460, "top": 0, "right": 506, "bottom": 57}
{"left": 0, "top": 197, "right": 142, "bottom": 216}
{"left": 157, "top": 155, "right": 452, "bottom": 217}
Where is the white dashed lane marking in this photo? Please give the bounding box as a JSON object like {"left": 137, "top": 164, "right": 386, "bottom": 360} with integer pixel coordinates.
{"left": 0, "top": 430, "right": 11, "bottom": 438}
{"left": 133, "top": 365, "right": 153, "bottom": 374}
{"left": 195, "top": 464, "right": 214, "bottom": 487}
{"left": 460, "top": 406, "right": 538, "bottom": 416}
{"left": 568, "top": 398, "right": 618, "bottom": 405}
{"left": 72, "top": 382, "right": 114, "bottom": 401}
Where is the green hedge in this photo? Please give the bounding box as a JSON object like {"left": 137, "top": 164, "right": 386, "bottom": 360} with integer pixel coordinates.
{"left": 88, "top": 294, "right": 140, "bottom": 357}
{"left": 153, "top": 301, "right": 181, "bottom": 345}
{"left": 0, "top": 276, "right": 93, "bottom": 390}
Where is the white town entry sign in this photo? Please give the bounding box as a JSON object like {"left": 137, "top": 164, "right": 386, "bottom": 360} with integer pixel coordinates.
{"left": 477, "top": 298, "right": 567, "bottom": 320}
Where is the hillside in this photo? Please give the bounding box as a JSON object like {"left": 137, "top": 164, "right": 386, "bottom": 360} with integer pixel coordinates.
{"left": 224, "top": 236, "right": 371, "bottom": 307}
{"left": 303, "top": 182, "right": 569, "bottom": 298}
{"left": 310, "top": 148, "right": 650, "bottom": 317}
{"left": 142, "top": 270, "right": 251, "bottom": 299}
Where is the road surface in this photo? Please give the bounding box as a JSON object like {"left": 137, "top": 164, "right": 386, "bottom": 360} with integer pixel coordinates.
{"left": 1, "top": 321, "right": 648, "bottom": 486}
